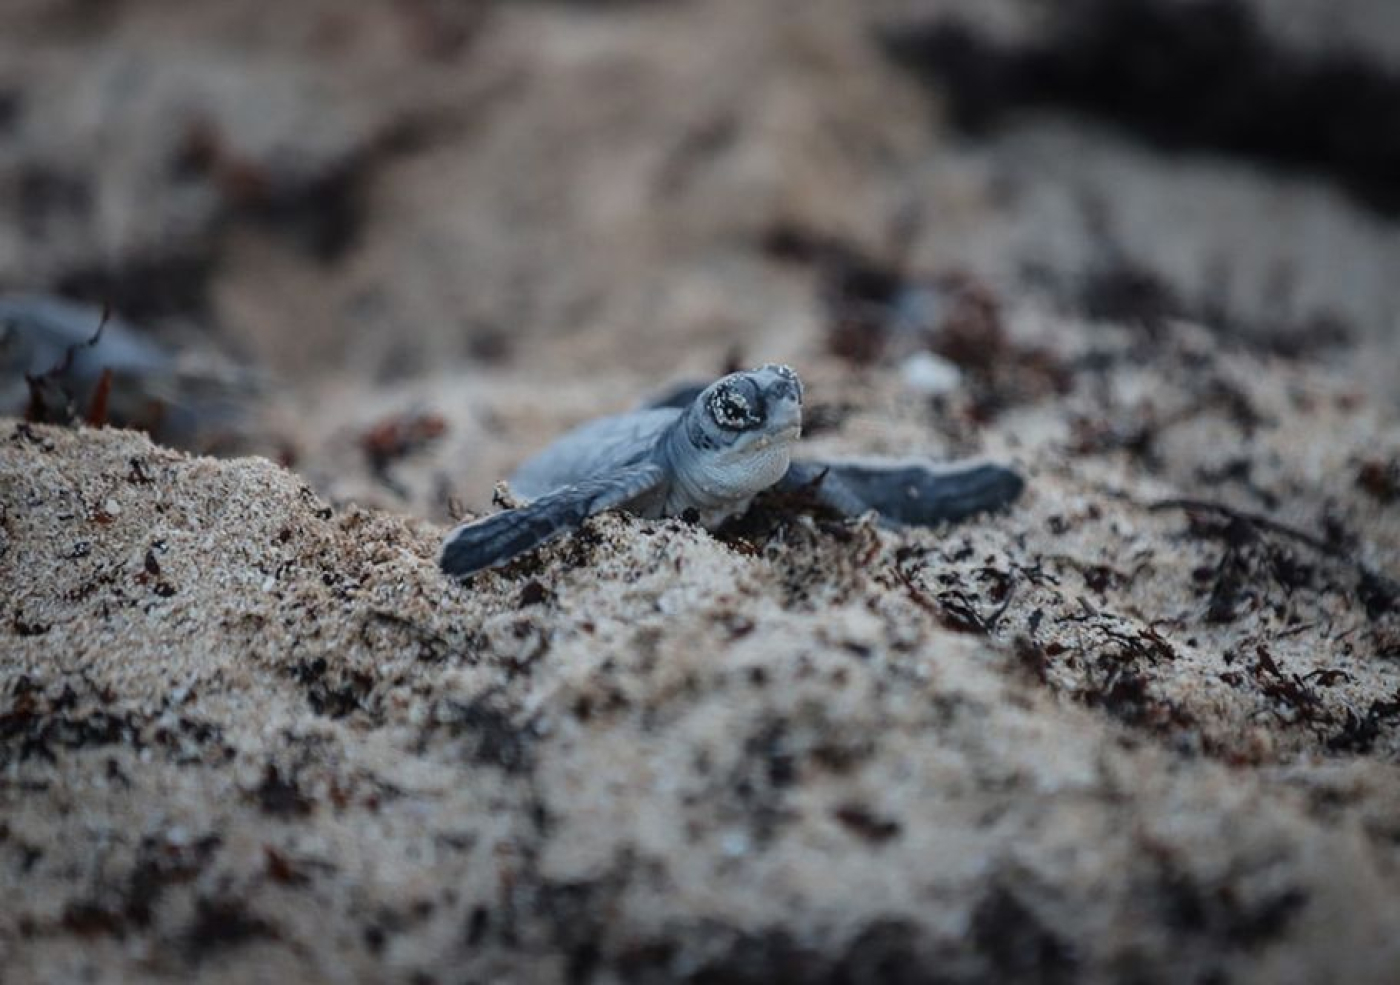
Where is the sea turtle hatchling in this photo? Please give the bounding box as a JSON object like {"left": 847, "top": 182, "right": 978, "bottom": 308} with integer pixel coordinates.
{"left": 440, "top": 364, "right": 1023, "bottom": 578}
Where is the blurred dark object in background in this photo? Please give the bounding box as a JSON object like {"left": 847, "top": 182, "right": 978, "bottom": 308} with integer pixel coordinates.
{"left": 1, "top": 294, "right": 257, "bottom": 446}
{"left": 884, "top": 0, "right": 1400, "bottom": 217}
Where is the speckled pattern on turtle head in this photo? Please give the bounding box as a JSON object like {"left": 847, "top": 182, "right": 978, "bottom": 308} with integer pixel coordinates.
{"left": 440, "top": 364, "right": 1023, "bottom": 578}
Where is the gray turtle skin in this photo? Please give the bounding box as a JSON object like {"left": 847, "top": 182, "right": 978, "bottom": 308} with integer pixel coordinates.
{"left": 440, "top": 364, "right": 1024, "bottom": 578}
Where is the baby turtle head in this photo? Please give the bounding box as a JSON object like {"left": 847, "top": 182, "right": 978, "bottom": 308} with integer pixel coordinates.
{"left": 672, "top": 364, "right": 804, "bottom": 510}
{"left": 699, "top": 363, "right": 802, "bottom": 442}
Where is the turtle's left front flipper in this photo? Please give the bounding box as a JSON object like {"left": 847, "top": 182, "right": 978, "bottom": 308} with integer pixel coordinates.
{"left": 780, "top": 459, "right": 1024, "bottom": 527}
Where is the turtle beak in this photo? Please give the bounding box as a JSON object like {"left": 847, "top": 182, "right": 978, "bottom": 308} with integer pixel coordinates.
{"left": 766, "top": 391, "right": 802, "bottom": 441}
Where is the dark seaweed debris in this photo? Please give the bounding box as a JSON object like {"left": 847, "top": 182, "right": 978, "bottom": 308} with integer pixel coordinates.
{"left": 427, "top": 694, "right": 535, "bottom": 774}
{"left": 1357, "top": 458, "right": 1400, "bottom": 504}
{"left": 882, "top": 0, "right": 1400, "bottom": 217}
{"left": 56, "top": 254, "right": 216, "bottom": 326}
{"left": 1069, "top": 254, "right": 1352, "bottom": 358}
{"left": 1151, "top": 498, "right": 1400, "bottom": 621}
{"left": 253, "top": 764, "right": 314, "bottom": 817}
{"left": 183, "top": 897, "right": 278, "bottom": 961}
{"left": 359, "top": 410, "right": 448, "bottom": 496}
{"left": 173, "top": 116, "right": 369, "bottom": 263}
{"left": 1149, "top": 846, "right": 1309, "bottom": 950}
{"left": 1327, "top": 692, "right": 1400, "bottom": 753}
{"left": 0, "top": 678, "right": 227, "bottom": 768}
{"left": 971, "top": 887, "right": 1078, "bottom": 985}
{"left": 60, "top": 832, "right": 223, "bottom": 939}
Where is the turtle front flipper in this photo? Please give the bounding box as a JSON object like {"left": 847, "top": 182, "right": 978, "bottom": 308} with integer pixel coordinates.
{"left": 440, "top": 462, "right": 667, "bottom": 579}
{"left": 781, "top": 459, "right": 1024, "bottom": 527}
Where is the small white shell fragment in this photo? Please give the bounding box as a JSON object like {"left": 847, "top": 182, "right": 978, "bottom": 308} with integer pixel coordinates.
{"left": 900, "top": 351, "right": 963, "bottom": 396}
{"left": 720, "top": 830, "right": 750, "bottom": 857}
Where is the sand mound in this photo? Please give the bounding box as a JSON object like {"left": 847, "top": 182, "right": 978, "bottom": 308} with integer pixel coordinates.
{"left": 5, "top": 372, "right": 1400, "bottom": 982}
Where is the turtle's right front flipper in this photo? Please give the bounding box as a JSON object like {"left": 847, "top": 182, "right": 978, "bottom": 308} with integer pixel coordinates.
{"left": 781, "top": 459, "right": 1024, "bottom": 527}
{"left": 439, "top": 462, "right": 666, "bottom": 579}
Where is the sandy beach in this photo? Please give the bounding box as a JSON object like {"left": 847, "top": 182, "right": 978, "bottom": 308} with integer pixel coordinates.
{"left": 3, "top": 1, "right": 1400, "bottom": 981}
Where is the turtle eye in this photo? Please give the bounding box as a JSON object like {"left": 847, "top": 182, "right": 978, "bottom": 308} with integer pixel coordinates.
{"left": 707, "top": 383, "right": 759, "bottom": 431}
